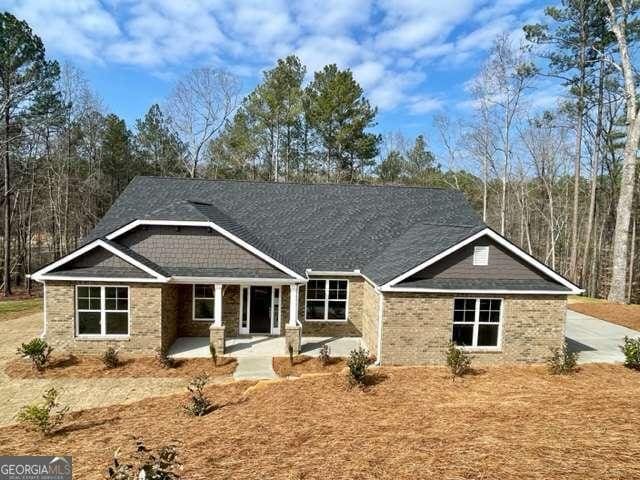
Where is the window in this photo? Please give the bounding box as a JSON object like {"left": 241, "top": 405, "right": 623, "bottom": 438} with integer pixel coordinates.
{"left": 452, "top": 298, "right": 502, "bottom": 348}
{"left": 76, "top": 286, "right": 129, "bottom": 336}
{"left": 193, "top": 285, "right": 215, "bottom": 321}
{"left": 473, "top": 246, "right": 489, "bottom": 266}
{"left": 272, "top": 287, "right": 281, "bottom": 331}
{"left": 305, "top": 279, "right": 348, "bottom": 321}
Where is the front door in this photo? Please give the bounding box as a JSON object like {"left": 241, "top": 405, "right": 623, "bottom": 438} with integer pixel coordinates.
{"left": 250, "top": 286, "right": 272, "bottom": 334}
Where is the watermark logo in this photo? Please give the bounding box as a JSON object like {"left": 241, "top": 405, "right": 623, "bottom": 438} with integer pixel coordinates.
{"left": 0, "top": 456, "right": 72, "bottom": 480}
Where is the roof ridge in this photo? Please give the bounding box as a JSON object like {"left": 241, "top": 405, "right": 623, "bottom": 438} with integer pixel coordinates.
{"left": 133, "top": 175, "right": 457, "bottom": 192}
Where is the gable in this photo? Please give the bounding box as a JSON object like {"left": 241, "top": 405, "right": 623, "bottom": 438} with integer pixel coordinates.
{"left": 50, "top": 246, "right": 153, "bottom": 278}
{"left": 116, "top": 225, "right": 290, "bottom": 278}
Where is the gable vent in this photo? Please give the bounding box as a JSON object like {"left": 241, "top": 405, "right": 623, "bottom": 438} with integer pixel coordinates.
{"left": 473, "top": 246, "right": 489, "bottom": 266}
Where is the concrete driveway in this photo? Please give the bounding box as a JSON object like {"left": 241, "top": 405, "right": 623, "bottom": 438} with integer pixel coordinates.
{"left": 566, "top": 309, "right": 640, "bottom": 363}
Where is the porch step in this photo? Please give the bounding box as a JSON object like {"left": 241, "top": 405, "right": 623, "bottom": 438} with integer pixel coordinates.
{"left": 233, "top": 356, "right": 278, "bottom": 380}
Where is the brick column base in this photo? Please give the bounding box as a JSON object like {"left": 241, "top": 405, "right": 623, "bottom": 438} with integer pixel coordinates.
{"left": 284, "top": 325, "right": 301, "bottom": 355}
{"left": 209, "top": 325, "right": 225, "bottom": 355}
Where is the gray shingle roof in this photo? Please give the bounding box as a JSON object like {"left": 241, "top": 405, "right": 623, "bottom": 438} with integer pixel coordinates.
{"left": 83, "top": 176, "right": 486, "bottom": 284}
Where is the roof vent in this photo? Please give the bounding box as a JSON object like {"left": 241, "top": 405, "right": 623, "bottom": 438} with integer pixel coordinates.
{"left": 473, "top": 246, "right": 489, "bottom": 266}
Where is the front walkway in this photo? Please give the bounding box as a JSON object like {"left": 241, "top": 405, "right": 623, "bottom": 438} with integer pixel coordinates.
{"left": 566, "top": 309, "right": 640, "bottom": 363}
{"left": 168, "top": 335, "right": 363, "bottom": 358}
{"left": 0, "top": 313, "right": 186, "bottom": 427}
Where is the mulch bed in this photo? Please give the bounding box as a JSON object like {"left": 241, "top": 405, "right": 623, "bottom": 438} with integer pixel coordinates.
{"left": 570, "top": 302, "right": 640, "bottom": 331}
{"left": 5, "top": 354, "right": 237, "bottom": 379}
{"left": 272, "top": 355, "right": 346, "bottom": 377}
{"left": 2, "top": 364, "right": 639, "bottom": 479}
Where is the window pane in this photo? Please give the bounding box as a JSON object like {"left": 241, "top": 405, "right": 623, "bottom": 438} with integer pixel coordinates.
{"left": 307, "top": 280, "right": 325, "bottom": 300}
{"left": 106, "top": 312, "right": 128, "bottom": 335}
{"left": 106, "top": 299, "right": 117, "bottom": 310}
{"left": 453, "top": 310, "right": 465, "bottom": 323}
{"left": 105, "top": 287, "right": 117, "bottom": 298}
{"left": 89, "top": 287, "right": 100, "bottom": 298}
{"left": 306, "top": 300, "right": 326, "bottom": 320}
{"left": 78, "top": 286, "right": 89, "bottom": 298}
{"left": 463, "top": 310, "right": 475, "bottom": 322}
{"left": 478, "top": 324, "right": 499, "bottom": 346}
{"left": 479, "top": 310, "right": 489, "bottom": 322}
{"left": 328, "top": 280, "right": 347, "bottom": 299}
{"left": 452, "top": 324, "right": 474, "bottom": 346}
{"left": 464, "top": 299, "right": 476, "bottom": 310}
{"left": 195, "top": 299, "right": 214, "bottom": 319}
{"left": 195, "top": 285, "right": 214, "bottom": 298}
{"left": 489, "top": 310, "right": 500, "bottom": 323}
{"left": 479, "top": 299, "right": 491, "bottom": 310}
{"left": 78, "top": 311, "right": 101, "bottom": 334}
{"left": 328, "top": 301, "right": 346, "bottom": 320}
{"left": 117, "top": 299, "right": 128, "bottom": 310}
{"left": 78, "top": 298, "right": 89, "bottom": 310}
{"left": 490, "top": 299, "right": 501, "bottom": 310}
{"left": 89, "top": 299, "right": 101, "bottom": 310}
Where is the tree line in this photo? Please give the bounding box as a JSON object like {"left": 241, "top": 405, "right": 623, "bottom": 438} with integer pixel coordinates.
{"left": 2, "top": 2, "right": 640, "bottom": 303}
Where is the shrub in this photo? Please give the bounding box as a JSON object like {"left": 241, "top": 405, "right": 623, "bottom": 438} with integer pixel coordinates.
{"left": 319, "top": 344, "right": 331, "bottom": 367}
{"left": 209, "top": 343, "right": 217, "bottom": 366}
{"left": 446, "top": 342, "right": 472, "bottom": 378}
{"left": 16, "top": 387, "right": 69, "bottom": 436}
{"left": 182, "top": 373, "right": 212, "bottom": 416}
{"left": 547, "top": 342, "right": 579, "bottom": 375}
{"left": 102, "top": 347, "right": 120, "bottom": 369}
{"left": 106, "top": 439, "right": 181, "bottom": 480}
{"left": 347, "top": 347, "right": 369, "bottom": 386}
{"left": 17, "top": 338, "right": 53, "bottom": 371}
{"left": 288, "top": 343, "right": 294, "bottom": 366}
{"left": 620, "top": 336, "right": 640, "bottom": 370}
{"left": 156, "top": 349, "right": 176, "bottom": 369}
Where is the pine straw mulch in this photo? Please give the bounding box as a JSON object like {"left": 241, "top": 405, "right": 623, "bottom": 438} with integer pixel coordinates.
{"left": 5, "top": 354, "right": 237, "bottom": 379}
{"left": 1, "top": 363, "right": 640, "bottom": 479}
{"left": 272, "top": 355, "right": 346, "bottom": 377}
{"left": 570, "top": 302, "right": 640, "bottom": 331}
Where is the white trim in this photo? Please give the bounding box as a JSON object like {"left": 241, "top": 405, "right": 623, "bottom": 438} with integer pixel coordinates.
{"left": 380, "top": 287, "right": 573, "bottom": 295}
{"left": 170, "top": 276, "right": 302, "bottom": 285}
{"left": 304, "top": 278, "right": 349, "bottom": 322}
{"left": 382, "top": 228, "right": 583, "bottom": 293}
{"left": 306, "top": 269, "right": 377, "bottom": 288}
{"left": 41, "top": 284, "right": 47, "bottom": 339}
{"left": 192, "top": 284, "right": 216, "bottom": 322}
{"left": 105, "top": 219, "right": 305, "bottom": 280}
{"left": 36, "top": 275, "right": 165, "bottom": 283}
{"left": 239, "top": 286, "right": 250, "bottom": 334}
{"left": 289, "top": 284, "right": 299, "bottom": 327}
{"left": 271, "top": 286, "right": 282, "bottom": 335}
{"left": 452, "top": 297, "right": 503, "bottom": 350}
{"left": 75, "top": 285, "right": 131, "bottom": 338}
{"left": 32, "top": 239, "right": 169, "bottom": 282}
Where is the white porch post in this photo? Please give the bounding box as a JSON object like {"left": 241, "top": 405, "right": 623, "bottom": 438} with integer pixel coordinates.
{"left": 289, "top": 284, "right": 299, "bottom": 326}
{"left": 214, "top": 284, "right": 223, "bottom": 327}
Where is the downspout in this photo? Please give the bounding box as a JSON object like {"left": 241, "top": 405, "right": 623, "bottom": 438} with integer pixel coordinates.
{"left": 375, "top": 287, "right": 384, "bottom": 366}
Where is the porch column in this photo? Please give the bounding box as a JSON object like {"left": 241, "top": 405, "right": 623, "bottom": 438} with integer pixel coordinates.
{"left": 285, "top": 283, "right": 301, "bottom": 355}
{"left": 289, "top": 283, "right": 299, "bottom": 326}
{"left": 214, "top": 284, "right": 223, "bottom": 327}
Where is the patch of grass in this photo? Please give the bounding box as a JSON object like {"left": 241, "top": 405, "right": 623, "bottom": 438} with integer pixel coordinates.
{"left": 0, "top": 298, "right": 42, "bottom": 321}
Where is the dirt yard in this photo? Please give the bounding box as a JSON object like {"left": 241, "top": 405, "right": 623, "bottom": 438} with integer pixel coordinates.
{"left": 570, "top": 302, "right": 640, "bottom": 331}
{"left": 272, "top": 355, "right": 346, "bottom": 377}
{"left": 1, "top": 363, "right": 639, "bottom": 479}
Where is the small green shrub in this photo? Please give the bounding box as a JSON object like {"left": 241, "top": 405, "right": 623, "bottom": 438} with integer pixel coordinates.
{"left": 446, "top": 342, "right": 472, "bottom": 378}
{"left": 319, "top": 344, "right": 331, "bottom": 367}
{"left": 156, "top": 349, "right": 176, "bottom": 369}
{"left": 16, "top": 387, "right": 69, "bottom": 436}
{"left": 620, "top": 336, "right": 640, "bottom": 370}
{"left": 182, "top": 373, "right": 212, "bottom": 417}
{"left": 106, "top": 439, "right": 181, "bottom": 480}
{"left": 288, "top": 343, "right": 294, "bottom": 366}
{"left": 17, "top": 337, "right": 53, "bottom": 371}
{"left": 547, "top": 342, "right": 579, "bottom": 375}
{"left": 209, "top": 344, "right": 217, "bottom": 366}
{"left": 102, "top": 347, "right": 120, "bottom": 369}
{"left": 347, "top": 347, "right": 369, "bottom": 386}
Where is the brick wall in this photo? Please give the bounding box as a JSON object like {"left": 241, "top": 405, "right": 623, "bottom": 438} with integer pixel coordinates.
{"left": 381, "top": 292, "right": 566, "bottom": 365}
{"left": 161, "top": 285, "right": 179, "bottom": 352}
{"left": 175, "top": 284, "right": 240, "bottom": 337}
{"left": 44, "top": 281, "right": 165, "bottom": 355}
{"left": 361, "top": 281, "right": 380, "bottom": 356}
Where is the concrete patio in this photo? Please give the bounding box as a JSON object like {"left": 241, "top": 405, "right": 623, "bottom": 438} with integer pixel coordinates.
{"left": 167, "top": 335, "right": 363, "bottom": 358}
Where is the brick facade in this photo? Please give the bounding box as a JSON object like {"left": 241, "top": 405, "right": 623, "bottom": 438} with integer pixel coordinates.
{"left": 173, "top": 284, "right": 240, "bottom": 337}
{"left": 361, "top": 281, "right": 380, "bottom": 356}
{"left": 380, "top": 292, "right": 566, "bottom": 365}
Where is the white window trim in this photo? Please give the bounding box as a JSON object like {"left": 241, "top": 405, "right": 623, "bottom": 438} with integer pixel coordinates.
{"left": 473, "top": 246, "right": 489, "bottom": 266}
{"left": 271, "top": 286, "right": 282, "bottom": 335}
{"left": 304, "top": 279, "right": 349, "bottom": 323}
{"left": 452, "top": 297, "right": 503, "bottom": 351}
{"left": 239, "top": 286, "right": 250, "bottom": 334}
{"left": 75, "top": 285, "right": 130, "bottom": 339}
{"left": 192, "top": 284, "right": 216, "bottom": 322}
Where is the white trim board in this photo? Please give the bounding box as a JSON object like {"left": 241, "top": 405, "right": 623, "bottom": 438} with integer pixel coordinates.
{"left": 381, "top": 287, "right": 573, "bottom": 295}
{"left": 31, "top": 239, "right": 169, "bottom": 282}
{"left": 382, "top": 228, "right": 583, "bottom": 294}
{"left": 106, "top": 219, "right": 304, "bottom": 280}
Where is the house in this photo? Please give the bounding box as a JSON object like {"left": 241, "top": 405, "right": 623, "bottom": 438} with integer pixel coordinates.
{"left": 31, "top": 176, "right": 582, "bottom": 364}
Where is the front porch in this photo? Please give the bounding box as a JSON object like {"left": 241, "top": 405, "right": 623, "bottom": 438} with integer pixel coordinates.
{"left": 167, "top": 335, "right": 363, "bottom": 358}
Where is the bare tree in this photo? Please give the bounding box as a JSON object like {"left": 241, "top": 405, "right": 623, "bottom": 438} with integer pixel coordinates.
{"left": 165, "top": 68, "right": 240, "bottom": 178}
{"left": 605, "top": 0, "right": 640, "bottom": 303}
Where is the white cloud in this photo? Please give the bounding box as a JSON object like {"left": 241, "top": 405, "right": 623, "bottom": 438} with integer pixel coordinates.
{"left": 408, "top": 96, "right": 444, "bottom": 114}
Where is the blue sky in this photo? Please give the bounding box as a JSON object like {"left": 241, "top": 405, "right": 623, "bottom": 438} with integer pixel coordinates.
{"left": 2, "top": 0, "right": 557, "bottom": 142}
